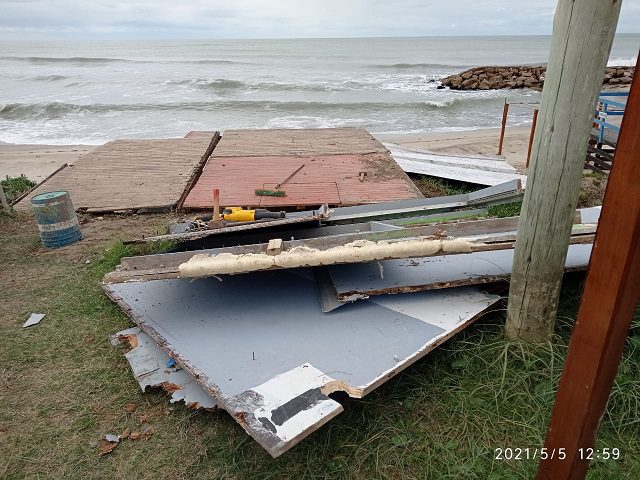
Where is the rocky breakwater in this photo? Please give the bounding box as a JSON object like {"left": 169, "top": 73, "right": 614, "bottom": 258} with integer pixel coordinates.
{"left": 440, "top": 65, "right": 635, "bottom": 91}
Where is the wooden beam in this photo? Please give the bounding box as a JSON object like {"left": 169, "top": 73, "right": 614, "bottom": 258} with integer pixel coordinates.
{"left": 526, "top": 109, "right": 539, "bottom": 168}
{"left": 537, "top": 57, "right": 640, "bottom": 480}
{"left": 505, "top": 0, "right": 622, "bottom": 341}
{"left": 498, "top": 101, "right": 509, "bottom": 155}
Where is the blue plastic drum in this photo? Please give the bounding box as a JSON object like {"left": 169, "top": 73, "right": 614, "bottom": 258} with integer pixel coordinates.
{"left": 31, "top": 191, "right": 83, "bottom": 248}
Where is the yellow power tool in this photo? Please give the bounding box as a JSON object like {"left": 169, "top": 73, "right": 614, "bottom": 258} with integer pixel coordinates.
{"left": 221, "top": 207, "right": 286, "bottom": 222}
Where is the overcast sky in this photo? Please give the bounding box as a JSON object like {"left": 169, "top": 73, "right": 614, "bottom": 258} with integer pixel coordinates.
{"left": 1, "top": 0, "right": 639, "bottom": 40}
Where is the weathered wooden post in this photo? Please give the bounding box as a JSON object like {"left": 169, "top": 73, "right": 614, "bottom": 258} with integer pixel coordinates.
{"left": 505, "top": 0, "right": 623, "bottom": 341}
{"left": 537, "top": 59, "right": 640, "bottom": 480}
{"left": 497, "top": 100, "right": 509, "bottom": 155}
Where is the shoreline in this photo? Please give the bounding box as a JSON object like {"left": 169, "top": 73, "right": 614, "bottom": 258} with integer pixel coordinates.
{"left": 0, "top": 126, "right": 533, "bottom": 184}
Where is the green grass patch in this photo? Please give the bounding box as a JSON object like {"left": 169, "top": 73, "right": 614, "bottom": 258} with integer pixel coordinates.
{"left": 410, "top": 174, "right": 482, "bottom": 198}
{"left": 488, "top": 201, "right": 523, "bottom": 218}
{"left": 91, "top": 239, "right": 177, "bottom": 276}
{"left": 2, "top": 174, "right": 36, "bottom": 203}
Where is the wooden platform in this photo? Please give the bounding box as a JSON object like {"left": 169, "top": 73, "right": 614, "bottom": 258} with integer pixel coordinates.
{"left": 183, "top": 128, "right": 422, "bottom": 210}
{"left": 16, "top": 133, "right": 219, "bottom": 213}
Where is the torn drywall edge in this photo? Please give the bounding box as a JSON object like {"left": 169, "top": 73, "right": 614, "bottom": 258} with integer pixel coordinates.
{"left": 110, "top": 327, "right": 219, "bottom": 410}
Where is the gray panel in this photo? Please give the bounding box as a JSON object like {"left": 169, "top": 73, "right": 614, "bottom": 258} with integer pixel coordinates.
{"left": 328, "top": 243, "right": 593, "bottom": 300}
{"left": 105, "top": 271, "right": 446, "bottom": 396}
{"left": 103, "top": 271, "right": 498, "bottom": 456}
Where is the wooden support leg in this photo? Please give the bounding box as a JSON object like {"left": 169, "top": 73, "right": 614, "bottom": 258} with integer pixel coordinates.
{"left": 526, "top": 109, "right": 539, "bottom": 169}
{"left": 498, "top": 101, "right": 509, "bottom": 155}
{"left": 536, "top": 62, "right": 640, "bottom": 480}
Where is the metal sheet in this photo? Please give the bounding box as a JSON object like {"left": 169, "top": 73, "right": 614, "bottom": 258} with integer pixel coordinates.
{"left": 387, "top": 144, "right": 527, "bottom": 187}
{"left": 103, "top": 271, "right": 499, "bottom": 457}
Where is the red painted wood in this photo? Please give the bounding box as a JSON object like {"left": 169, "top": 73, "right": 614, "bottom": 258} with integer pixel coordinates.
{"left": 537, "top": 63, "right": 640, "bottom": 480}
{"left": 183, "top": 153, "right": 422, "bottom": 209}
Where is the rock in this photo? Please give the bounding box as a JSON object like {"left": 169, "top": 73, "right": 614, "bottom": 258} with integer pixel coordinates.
{"left": 461, "top": 78, "right": 476, "bottom": 88}
{"left": 479, "top": 79, "right": 490, "bottom": 90}
{"left": 609, "top": 78, "right": 621, "bottom": 85}
{"left": 619, "top": 76, "right": 632, "bottom": 84}
{"left": 462, "top": 71, "right": 473, "bottom": 80}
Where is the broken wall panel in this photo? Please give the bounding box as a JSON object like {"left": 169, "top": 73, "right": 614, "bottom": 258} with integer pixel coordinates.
{"left": 326, "top": 243, "right": 594, "bottom": 302}
{"left": 103, "top": 271, "right": 499, "bottom": 457}
{"left": 111, "top": 327, "right": 218, "bottom": 410}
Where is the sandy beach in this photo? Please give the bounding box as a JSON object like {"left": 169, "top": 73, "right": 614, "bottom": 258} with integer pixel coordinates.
{"left": 0, "top": 143, "right": 94, "bottom": 183}
{"left": 0, "top": 126, "right": 532, "bottom": 185}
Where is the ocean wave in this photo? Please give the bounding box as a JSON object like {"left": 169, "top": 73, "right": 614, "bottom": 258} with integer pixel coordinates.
{"left": 0, "top": 96, "right": 508, "bottom": 120}
{"left": 165, "top": 77, "right": 336, "bottom": 93}
{"left": 31, "top": 74, "right": 68, "bottom": 82}
{"left": 370, "top": 63, "right": 465, "bottom": 70}
{"left": 0, "top": 56, "right": 247, "bottom": 66}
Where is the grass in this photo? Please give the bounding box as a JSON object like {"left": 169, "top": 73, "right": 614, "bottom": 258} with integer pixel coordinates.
{"left": 1, "top": 215, "right": 638, "bottom": 479}
{"left": 410, "top": 174, "right": 482, "bottom": 198}
{"left": 488, "top": 201, "right": 523, "bottom": 218}
{"left": 2, "top": 174, "right": 36, "bottom": 204}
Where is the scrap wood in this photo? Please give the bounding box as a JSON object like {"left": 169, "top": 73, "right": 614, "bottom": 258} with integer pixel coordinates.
{"left": 102, "top": 271, "right": 500, "bottom": 457}
{"left": 104, "top": 215, "right": 594, "bottom": 284}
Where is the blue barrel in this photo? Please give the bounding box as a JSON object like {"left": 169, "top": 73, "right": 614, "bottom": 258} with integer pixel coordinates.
{"left": 32, "top": 191, "right": 83, "bottom": 248}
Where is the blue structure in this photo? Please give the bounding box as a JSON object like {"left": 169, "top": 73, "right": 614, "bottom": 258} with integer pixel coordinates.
{"left": 32, "top": 191, "right": 83, "bottom": 248}
{"left": 593, "top": 91, "right": 628, "bottom": 145}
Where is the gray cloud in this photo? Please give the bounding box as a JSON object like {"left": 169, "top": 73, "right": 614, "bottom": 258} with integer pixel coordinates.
{"left": 0, "top": 0, "right": 638, "bottom": 39}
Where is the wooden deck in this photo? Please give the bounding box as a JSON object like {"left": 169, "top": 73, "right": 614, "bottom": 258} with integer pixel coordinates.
{"left": 183, "top": 128, "right": 422, "bottom": 210}
{"left": 212, "top": 128, "right": 389, "bottom": 157}
{"left": 16, "top": 133, "right": 219, "bottom": 213}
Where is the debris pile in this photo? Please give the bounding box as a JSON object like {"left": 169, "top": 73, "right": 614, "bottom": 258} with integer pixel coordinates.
{"left": 104, "top": 182, "right": 602, "bottom": 457}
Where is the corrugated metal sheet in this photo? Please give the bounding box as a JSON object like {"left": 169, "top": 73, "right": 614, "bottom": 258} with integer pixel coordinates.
{"left": 183, "top": 153, "right": 422, "bottom": 209}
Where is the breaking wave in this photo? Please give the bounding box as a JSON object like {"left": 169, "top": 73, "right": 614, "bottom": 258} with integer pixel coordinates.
{"left": 0, "top": 96, "right": 509, "bottom": 120}
{"left": 0, "top": 56, "right": 247, "bottom": 66}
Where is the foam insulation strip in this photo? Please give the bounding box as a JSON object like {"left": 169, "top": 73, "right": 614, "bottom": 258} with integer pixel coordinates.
{"left": 179, "top": 238, "right": 476, "bottom": 278}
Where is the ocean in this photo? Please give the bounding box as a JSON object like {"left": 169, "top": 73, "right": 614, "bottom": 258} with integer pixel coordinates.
{"left": 0, "top": 35, "right": 638, "bottom": 145}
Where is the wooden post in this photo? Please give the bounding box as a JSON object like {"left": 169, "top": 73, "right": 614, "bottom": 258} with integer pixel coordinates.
{"left": 525, "top": 109, "right": 539, "bottom": 168}
{"left": 213, "top": 188, "right": 220, "bottom": 221}
{"left": 505, "top": 0, "right": 622, "bottom": 342}
{"left": 497, "top": 100, "right": 509, "bottom": 155}
{"left": 537, "top": 61, "right": 640, "bottom": 480}
{"left": 0, "top": 184, "right": 9, "bottom": 211}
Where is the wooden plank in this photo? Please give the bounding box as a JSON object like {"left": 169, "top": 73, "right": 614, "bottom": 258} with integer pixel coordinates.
{"left": 214, "top": 128, "right": 388, "bottom": 157}
{"left": 183, "top": 152, "right": 422, "bottom": 210}
{"left": 15, "top": 134, "right": 219, "bottom": 212}
{"left": 537, "top": 58, "right": 640, "bottom": 480}
{"left": 505, "top": 0, "right": 622, "bottom": 341}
